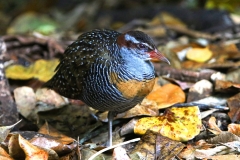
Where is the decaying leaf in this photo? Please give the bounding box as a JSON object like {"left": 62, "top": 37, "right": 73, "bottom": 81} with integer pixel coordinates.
{"left": 6, "top": 131, "right": 77, "bottom": 159}
{"left": 113, "top": 147, "right": 131, "bottom": 160}
{"left": 227, "top": 93, "right": 240, "bottom": 122}
{"left": 130, "top": 130, "right": 185, "bottom": 160}
{"left": 134, "top": 106, "right": 201, "bottom": 141}
{"left": 38, "top": 104, "right": 99, "bottom": 138}
{"left": 38, "top": 122, "right": 75, "bottom": 144}
{"left": 14, "top": 86, "right": 68, "bottom": 122}
{"left": 178, "top": 144, "right": 196, "bottom": 159}
{"left": 0, "top": 120, "right": 22, "bottom": 143}
{"left": 208, "top": 116, "right": 222, "bottom": 135}
{"left": 8, "top": 134, "right": 25, "bottom": 159}
{"left": 228, "top": 124, "right": 240, "bottom": 136}
{"left": 207, "top": 131, "right": 240, "bottom": 144}
{"left": 195, "top": 145, "right": 231, "bottom": 159}
{"left": 36, "top": 88, "right": 67, "bottom": 108}
{"left": 187, "top": 79, "right": 213, "bottom": 102}
{"left": 18, "top": 134, "right": 48, "bottom": 160}
{"left": 209, "top": 155, "right": 240, "bottom": 160}
{"left": 14, "top": 87, "right": 36, "bottom": 119}
{"left": 0, "top": 146, "right": 13, "bottom": 160}
{"left": 215, "top": 80, "right": 240, "bottom": 93}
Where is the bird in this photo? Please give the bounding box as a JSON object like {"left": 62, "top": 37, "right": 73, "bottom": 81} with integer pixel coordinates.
{"left": 44, "top": 29, "right": 170, "bottom": 146}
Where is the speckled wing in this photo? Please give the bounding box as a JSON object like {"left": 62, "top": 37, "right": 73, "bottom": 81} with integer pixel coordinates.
{"left": 43, "top": 29, "right": 120, "bottom": 99}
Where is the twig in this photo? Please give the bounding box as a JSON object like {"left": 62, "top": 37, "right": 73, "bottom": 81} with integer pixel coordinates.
{"left": 88, "top": 138, "right": 140, "bottom": 160}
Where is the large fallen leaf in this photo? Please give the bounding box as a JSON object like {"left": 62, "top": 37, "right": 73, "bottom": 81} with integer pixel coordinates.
{"left": 6, "top": 59, "right": 59, "bottom": 82}
{"left": 134, "top": 106, "right": 201, "bottom": 141}
{"left": 186, "top": 47, "right": 212, "bottom": 63}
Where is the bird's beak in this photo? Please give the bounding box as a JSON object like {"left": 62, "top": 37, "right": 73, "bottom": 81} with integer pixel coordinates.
{"left": 149, "top": 49, "right": 170, "bottom": 65}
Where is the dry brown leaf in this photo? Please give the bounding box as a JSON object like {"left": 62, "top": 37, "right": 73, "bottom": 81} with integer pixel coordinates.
{"left": 38, "top": 104, "right": 98, "bottom": 138}
{"left": 14, "top": 87, "right": 36, "bottom": 119}
{"left": 0, "top": 120, "right": 22, "bottom": 143}
{"left": 131, "top": 130, "right": 185, "bottom": 159}
{"left": 30, "top": 136, "right": 76, "bottom": 155}
{"left": 18, "top": 134, "right": 48, "bottom": 160}
{"left": 0, "top": 146, "right": 13, "bottom": 160}
{"left": 207, "top": 131, "right": 240, "bottom": 144}
{"left": 115, "top": 103, "right": 159, "bottom": 119}
{"left": 178, "top": 144, "right": 195, "bottom": 159}
{"left": 195, "top": 146, "right": 230, "bottom": 159}
{"left": 8, "top": 134, "right": 25, "bottom": 159}
{"left": 113, "top": 147, "right": 131, "bottom": 160}
{"left": 38, "top": 122, "right": 74, "bottom": 144}
{"left": 14, "top": 86, "right": 67, "bottom": 122}
{"left": 228, "top": 123, "right": 240, "bottom": 136}
{"left": 215, "top": 80, "right": 240, "bottom": 93}
{"left": 187, "top": 79, "right": 213, "bottom": 102}
{"left": 227, "top": 93, "right": 240, "bottom": 122}
{"left": 209, "top": 43, "right": 240, "bottom": 62}
{"left": 134, "top": 106, "right": 201, "bottom": 141}
{"left": 209, "top": 155, "right": 240, "bottom": 160}
{"left": 36, "top": 88, "right": 68, "bottom": 108}
{"left": 208, "top": 116, "right": 222, "bottom": 135}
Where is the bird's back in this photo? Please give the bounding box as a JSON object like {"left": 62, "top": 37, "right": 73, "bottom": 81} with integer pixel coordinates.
{"left": 44, "top": 29, "right": 120, "bottom": 99}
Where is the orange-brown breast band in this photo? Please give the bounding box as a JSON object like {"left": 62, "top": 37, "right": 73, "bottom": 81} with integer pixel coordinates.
{"left": 110, "top": 72, "right": 155, "bottom": 99}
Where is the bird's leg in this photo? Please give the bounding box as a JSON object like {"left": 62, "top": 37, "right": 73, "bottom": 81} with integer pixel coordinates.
{"left": 107, "top": 111, "right": 114, "bottom": 146}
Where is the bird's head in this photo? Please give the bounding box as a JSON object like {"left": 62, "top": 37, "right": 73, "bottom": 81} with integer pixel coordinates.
{"left": 116, "top": 30, "right": 170, "bottom": 64}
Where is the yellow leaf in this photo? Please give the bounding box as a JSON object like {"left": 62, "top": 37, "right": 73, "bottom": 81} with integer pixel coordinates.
{"left": 6, "top": 59, "right": 59, "bottom": 82}
{"left": 186, "top": 47, "right": 212, "bottom": 63}
{"left": 134, "top": 106, "right": 202, "bottom": 141}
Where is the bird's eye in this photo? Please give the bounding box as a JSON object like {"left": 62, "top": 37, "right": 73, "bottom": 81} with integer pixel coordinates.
{"left": 137, "top": 43, "right": 148, "bottom": 51}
